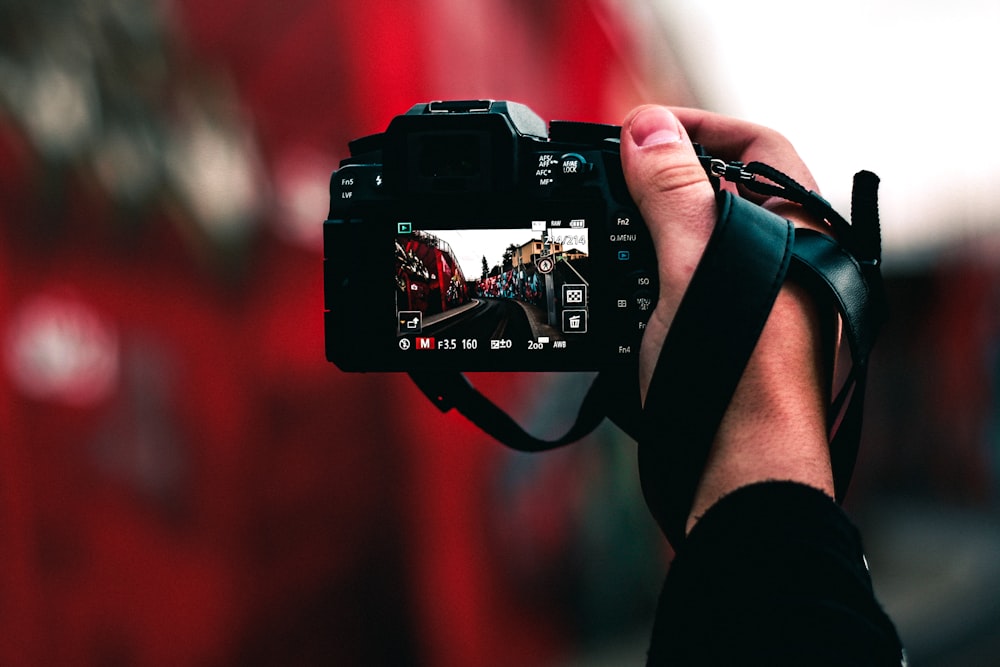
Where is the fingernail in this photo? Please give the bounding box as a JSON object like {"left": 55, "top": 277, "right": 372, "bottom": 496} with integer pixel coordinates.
{"left": 630, "top": 106, "right": 682, "bottom": 148}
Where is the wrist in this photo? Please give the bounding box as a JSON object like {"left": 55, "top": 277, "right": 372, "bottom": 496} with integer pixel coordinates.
{"left": 687, "top": 281, "right": 835, "bottom": 532}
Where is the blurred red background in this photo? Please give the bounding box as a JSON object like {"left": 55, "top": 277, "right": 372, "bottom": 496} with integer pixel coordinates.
{"left": 0, "top": 1, "right": 688, "bottom": 665}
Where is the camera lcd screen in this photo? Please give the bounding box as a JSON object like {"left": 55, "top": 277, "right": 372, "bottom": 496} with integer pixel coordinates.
{"left": 394, "top": 219, "right": 592, "bottom": 358}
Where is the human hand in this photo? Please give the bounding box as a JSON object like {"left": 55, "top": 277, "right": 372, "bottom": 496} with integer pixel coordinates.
{"left": 619, "top": 106, "right": 835, "bottom": 532}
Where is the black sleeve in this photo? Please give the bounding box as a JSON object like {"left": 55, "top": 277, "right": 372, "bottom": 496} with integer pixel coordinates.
{"left": 646, "top": 481, "right": 904, "bottom": 666}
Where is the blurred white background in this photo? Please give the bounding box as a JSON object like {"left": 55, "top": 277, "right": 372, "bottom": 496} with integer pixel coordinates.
{"left": 627, "top": 0, "right": 1000, "bottom": 263}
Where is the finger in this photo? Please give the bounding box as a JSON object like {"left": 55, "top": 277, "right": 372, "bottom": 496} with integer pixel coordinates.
{"left": 620, "top": 105, "right": 720, "bottom": 401}
{"left": 669, "top": 107, "right": 827, "bottom": 232}
{"left": 621, "top": 105, "right": 718, "bottom": 304}
{"left": 669, "top": 107, "right": 819, "bottom": 191}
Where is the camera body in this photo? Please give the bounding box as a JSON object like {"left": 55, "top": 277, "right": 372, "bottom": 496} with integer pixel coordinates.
{"left": 324, "top": 100, "right": 657, "bottom": 372}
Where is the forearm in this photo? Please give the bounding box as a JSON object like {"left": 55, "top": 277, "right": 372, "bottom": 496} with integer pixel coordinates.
{"left": 686, "top": 280, "right": 834, "bottom": 533}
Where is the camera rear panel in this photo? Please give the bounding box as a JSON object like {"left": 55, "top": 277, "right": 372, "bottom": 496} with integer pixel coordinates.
{"left": 324, "top": 101, "right": 658, "bottom": 372}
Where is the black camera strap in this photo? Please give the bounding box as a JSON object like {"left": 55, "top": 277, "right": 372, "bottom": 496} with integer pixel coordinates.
{"left": 409, "top": 161, "right": 885, "bottom": 547}
{"left": 408, "top": 368, "right": 624, "bottom": 452}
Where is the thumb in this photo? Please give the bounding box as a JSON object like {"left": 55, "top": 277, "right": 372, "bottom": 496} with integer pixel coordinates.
{"left": 621, "top": 105, "right": 718, "bottom": 302}
{"left": 620, "top": 105, "right": 719, "bottom": 401}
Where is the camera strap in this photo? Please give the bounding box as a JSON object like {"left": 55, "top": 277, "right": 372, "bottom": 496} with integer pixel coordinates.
{"left": 408, "top": 368, "right": 623, "bottom": 452}
{"left": 637, "top": 168, "right": 885, "bottom": 546}
{"left": 409, "top": 160, "right": 885, "bottom": 547}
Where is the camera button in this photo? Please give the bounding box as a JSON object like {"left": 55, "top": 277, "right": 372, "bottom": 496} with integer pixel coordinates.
{"left": 628, "top": 270, "right": 655, "bottom": 289}
{"left": 614, "top": 290, "right": 655, "bottom": 316}
{"left": 558, "top": 153, "right": 592, "bottom": 182}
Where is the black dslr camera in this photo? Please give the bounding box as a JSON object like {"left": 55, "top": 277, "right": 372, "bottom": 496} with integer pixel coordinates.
{"left": 324, "top": 100, "right": 657, "bottom": 372}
